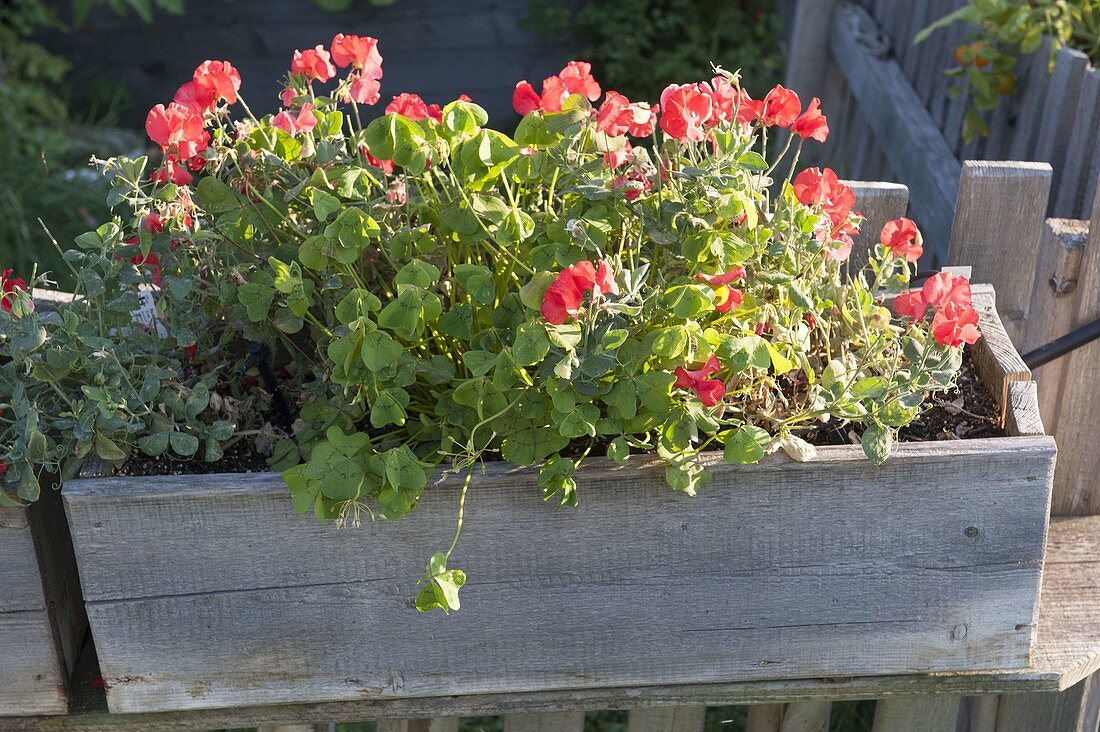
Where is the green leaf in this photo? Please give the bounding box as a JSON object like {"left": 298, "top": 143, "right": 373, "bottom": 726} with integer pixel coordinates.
{"left": 737, "top": 151, "right": 768, "bottom": 170}
{"left": 501, "top": 428, "right": 568, "bottom": 465}
{"left": 371, "top": 388, "right": 409, "bottom": 428}
{"left": 415, "top": 552, "right": 466, "bottom": 613}
{"left": 238, "top": 283, "right": 275, "bottom": 322}
{"left": 462, "top": 350, "right": 498, "bottom": 376}
{"left": 383, "top": 445, "right": 428, "bottom": 492}
{"left": 663, "top": 283, "right": 714, "bottom": 319}
{"left": 607, "top": 437, "right": 630, "bottom": 464}
{"left": 861, "top": 423, "right": 892, "bottom": 465}
{"left": 137, "top": 431, "right": 170, "bottom": 456}
{"left": 512, "top": 322, "right": 551, "bottom": 366}
{"left": 724, "top": 425, "right": 771, "bottom": 464}
{"left": 454, "top": 263, "right": 497, "bottom": 305}
{"left": 95, "top": 434, "right": 128, "bottom": 461}
{"left": 196, "top": 176, "right": 241, "bottom": 214}
{"left": 310, "top": 188, "right": 341, "bottom": 221}
{"left": 361, "top": 330, "right": 404, "bottom": 372}
{"left": 168, "top": 431, "right": 200, "bottom": 457}
{"left": 395, "top": 259, "right": 442, "bottom": 289}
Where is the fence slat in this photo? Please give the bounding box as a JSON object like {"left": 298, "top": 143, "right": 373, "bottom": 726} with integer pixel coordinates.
{"left": 1009, "top": 39, "right": 1054, "bottom": 161}
{"left": 1054, "top": 71, "right": 1100, "bottom": 218}
{"left": 872, "top": 697, "right": 962, "bottom": 732}
{"left": 784, "top": 0, "right": 840, "bottom": 101}
{"left": 830, "top": 4, "right": 961, "bottom": 263}
{"left": 503, "top": 712, "right": 585, "bottom": 732}
{"left": 1033, "top": 47, "right": 1090, "bottom": 213}
{"left": 378, "top": 719, "right": 459, "bottom": 732}
{"left": 947, "top": 161, "right": 1052, "bottom": 342}
{"left": 1050, "top": 183, "right": 1100, "bottom": 515}
{"left": 993, "top": 675, "right": 1100, "bottom": 732}
{"left": 1022, "top": 218, "right": 1089, "bottom": 429}
{"left": 780, "top": 701, "right": 832, "bottom": 732}
{"left": 626, "top": 706, "right": 706, "bottom": 731}
{"left": 747, "top": 704, "right": 786, "bottom": 732}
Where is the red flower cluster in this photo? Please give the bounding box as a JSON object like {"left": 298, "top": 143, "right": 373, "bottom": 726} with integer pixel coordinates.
{"left": 273, "top": 103, "right": 318, "bottom": 136}
{"left": 540, "top": 260, "right": 618, "bottom": 325}
{"left": 893, "top": 272, "right": 981, "bottom": 347}
{"left": 656, "top": 81, "right": 828, "bottom": 144}
{"left": 292, "top": 45, "right": 337, "bottom": 83}
{"left": 117, "top": 240, "right": 162, "bottom": 287}
{"left": 880, "top": 217, "right": 923, "bottom": 262}
{"left": 674, "top": 356, "right": 726, "bottom": 407}
{"left": 696, "top": 267, "right": 746, "bottom": 313}
{"left": 1, "top": 269, "right": 28, "bottom": 314}
{"left": 386, "top": 93, "right": 442, "bottom": 122}
{"left": 331, "top": 34, "right": 383, "bottom": 105}
{"left": 793, "top": 167, "right": 858, "bottom": 261}
{"left": 596, "top": 91, "right": 658, "bottom": 138}
{"left": 513, "top": 61, "right": 602, "bottom": 115}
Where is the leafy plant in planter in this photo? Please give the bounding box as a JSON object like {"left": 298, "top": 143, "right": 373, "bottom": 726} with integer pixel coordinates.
{"left": 0, "top": 36, "right": 981, "bottom": 612}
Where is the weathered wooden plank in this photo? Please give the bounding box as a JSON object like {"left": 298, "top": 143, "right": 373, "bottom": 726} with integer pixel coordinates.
{"left": 0, "top": 506, "right": 48, "bottom": 613}
{"left": 844, "top": 180, "right": 909, "bottom": 271}
{"left": 0, "top": 610, "right": 68, "bottom": 716}
{"left": 11, "top": 514, "right": 1100, "bottom": 732}
{"left": 1032, "top": 47, "right": 1089, "bottom": 213}
{"left": 377, "top": 719, "right": 458, "bottom": 732}
{"left": 747, "top": 704, "right": 785, "bottom": 732}
{"left": 1009, "top": 38, "right": 1054, "bottom": 161}
{"left": 872, "top": 696, "right": 962, "bottom": 732}
{"left": 1022, "top": 219, "right": 1089, "bottom": 428}
{"left": 780, "top": 701, "right": 831, "bottom": 732}
{"left": 913, "top": 0, "right": 955, "bottom": 106}
{"left": 947, "top": 161, "right": 1052, "bottom": 342}
{"left": 993, "top": 681, "right": 1092, "bottom": 732}
{"left": 969, "top": 285, "right": 1031, "bottom": 422}
{"left": 967, "top": 695, "right": 1000, "bottom": 732}
{"left": 784, "top": 0, "right": 840, "bottom": 102}
{"left": 830, "top": 4, "right": 961, "bottom": 264}
{"left": 1053, "top": 72, "right": 1100, "bottom": 218}
{"left": 1049, "top": 185, "right": 1100, "bottom": 515}
{"left": 1083, "top": 96, "right": 1100, "bottom": 218}
{"left": 503, "top": 712, "right": 585, "bottom": 731}
{"left": 626, "top": 705, "right": 706, "bottom": 731}
{"left": 1005, "top": 381, "right": 1045, "bottom": 439}
{"left": 257, "top": 725, "right": 334, "bottom": 732}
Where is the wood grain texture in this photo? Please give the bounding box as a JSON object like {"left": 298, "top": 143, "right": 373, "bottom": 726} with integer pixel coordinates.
{"left": 1032, "top": 47, "right": 1089, "bottom": 214}
{"left": 948, "top": 161, "right": 1052, "bottom": 343}
{"left": 1005, "top": 382, "right": 1045, "bottom": 439}
{"left": 746, "top": 704, "right": 785, "bottom": 732}
{"left": 1010, "top": 38, "right": 1055, "bottom": 162}
{"left": 843, "top": 181, "right": 909, "bottom": 271}
{"left": 63, "top": 431, "right": 1053, "bottom": 714}
{"left": 503, "top": 712, "right": 585, "bottom": 731}
{"left": 1023, "top": 219, "right": 1089, "bottom": 427}
{"left": 9, "top": 512, "right": 1100, "bottom": 732}
{"left": 1053, "top": 72, "right": 1100, "bottom": 218}
{"left": 377, "top": 719, "right": 458, "bottom": 732}
{"left": 830, "top": 4, "right": 961, "bottom": 264}
{"left": 779, "top": 701, "right": 831, "bottom": 732}
{"left": 626, "top": 706, "right": 705, "bottom": 732}
{"left": 784, "top": 0, "right": 840, "bottom": 101}
{"left": 968, "top": 286, "right": 1030, "bottom": 425}
{"left": 1049, "top": 186, "right": 1100, "bottom": 515}
{"left": 871, "top": 696, "right": 961, "bottom": 732}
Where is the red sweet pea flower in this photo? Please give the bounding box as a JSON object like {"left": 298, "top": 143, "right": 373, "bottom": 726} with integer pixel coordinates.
{"left": 795, "top": 167, "right": 858, "bottom": 250}
{"left": 427, "top": 103, "right": 443, "bottom": 123}
{"left": 0, "top": 461, "right": 7, "bottom": 475}
{"left": 700, "top": 76, "right": 735, "bottom": 124}
{"left": 880, "top": 217, "right": 923, "bottom": 262}
{"left": 273, "top": 103, "right": 318, "bottom": 136}
{"left": 597, "top": 91, "right": 634, "bottom": 136}
{"left": 604, "top": 140, "right": 633, "bottom": 168}
{"left": 173, "top": 81, "right": 215, "bottom": 114}
{"left": 512, "top": 74, "right": 572, "bottom": 116}
{"left": 921, "top": 271, "right": 971, "bottom": 309}
{"left": 347, "top": 75, "right": 381, "bottom": 105}
{"left": 362, "top": 147, "right": 395, "bottom": 174}
{"left": 330, "top": 34, "right": 382, "bottom": 71}
{"left": 674, "top": 355, "right": 727, "bottom": 407}
{"left": 659, "top": 83, "right": 714, "bottom": 142}
{"left": 512, "top": 81, "right": 542, "bottom": 115}
{"left": 628, "top": 103, "right": 659, "bottom": 137}
{"left": 118, "top": 240, "right": 162, "bottom": 287}
{"left": 793, "top": 166, "right": 837, "bottom": 206}
{"left": 291, "top": 46, "right": 336, "bottom": 83}
{"left": 558, "top": 60, "right": 601, "bottom": 101}
{"left": 892, "top": 290, "right": 928, "bottom": 321}
{"left": 613, "top": 171, "right": 651, "bottom": 200}
{"left": 696, "top": 267, "right": 745, "bottom": 312}
{"left": 761, "top": 84, "right": 801, "bottom": 128}
{"left": 144, "top": 213, "right": 164, "bottom": 234}
{"left": 386, "top": 93, "right": 433, "bottom": 121}
{"left": 1, "top": 269, "right": 28, "bottom": 314}
{"left": 151, "top": 158, "right": 194, "bottom": 186}
{"left": 696, "top": 266, "right": 746, "bottom": 287}
{"left": 192, "top": 60, "right": 241, "bottom": 104}
{"left": 931, "top": 303, "right": 982, "bottom": 346}
{"left": 146, "top": 103, "right": 209, "bottom": 160}
{"left": 823, "top": 233, "right": 854, "bottom": 262}
{"left": 734, "top": 88, "right": 764, "bottom": 125}
{"left": 791, "top": 96, "right": 829, "bottom": 142}
{"left": 540, "top": 260, "right": 617, "bottom": 324}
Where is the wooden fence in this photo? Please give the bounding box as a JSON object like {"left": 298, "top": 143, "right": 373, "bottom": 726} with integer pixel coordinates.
{"left": 785, "top": 0, "right": 1100, "bottom": 262}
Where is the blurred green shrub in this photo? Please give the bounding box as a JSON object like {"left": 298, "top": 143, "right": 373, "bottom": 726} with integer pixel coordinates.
{"left": 523, "top": 0, "right": 784, "bottom": 103}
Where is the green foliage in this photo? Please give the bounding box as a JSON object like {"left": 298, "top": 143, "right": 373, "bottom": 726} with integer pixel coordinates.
{"left": 523, "top": 0, "right": 784, "bottom": 104}
{"left": 916, "top": 0, "right": 1100, "bottom": 142}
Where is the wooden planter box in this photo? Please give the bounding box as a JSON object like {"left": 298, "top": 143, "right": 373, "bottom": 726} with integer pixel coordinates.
{"left": 0, "top": 486, "right": 87, "bottom": 715}
{"left": 62, "top": 286, "right": 1056, "bottom": 714}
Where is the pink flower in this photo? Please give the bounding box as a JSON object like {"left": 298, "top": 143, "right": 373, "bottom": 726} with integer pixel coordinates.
{"left": 386, "top": 93, "right": 433, "bottom": 121}
{"left": 540, "top": 260, "right": 617, "bottom": 324}
{"left": 143, "top": 213, "right": 164, "bottom": 234}
{"left": 922, "top": 271, "right": 971, "bottom": 309}
{"left": 558, "top": 61, "right": 601, "bottom": 101}
{"left": 145, "top": 102, "right": 209, "bottom": 160}
{"left": 330, "top": 34, "right": 382, "bottom": 71}
{"left": 734, "top": 88, "right": 764, "bottom": 125}
{"left": 932, "top": 303, "right": 982, "bottom": 346}
{"left": 192, "top": 60, "right": 241, "bottom": 104}
{"left": 291, "top": 46, "right": 336, "bottom": 83}
{"left": 512, "top": 76, "right": 570, "bottom": 116}
{"left": 761, "top": 84, "right": 801, "bottom": 128}
{"left": 700, "top": 76, "right": 736, "bottom": 124}
{"left": 880, "top": 217, "right": 923, "bottom": 262}
{"left": 674, "top": 356, "right": 727, "bottom": 406}
{"left": 151, "top": 158, "right": 194, "bottom": 186}
{"left": 696, "top": 267, "right": 745, "bottom": 313}
{"left": 173, "top": 81, "right": 215, "bottom": 114}
{"left": 892, "top": 290, "right": 928, "bottom": 321}
{"left": 628, "top": 103, "right": 659, "bottom": 137}
{"left": 1, "top": 269, "right": 29, "bottom": 314}
{"left": 596, "top": 90, "right": 634, "bottom": 136}
{"left": 659, "top": 83, "right": 714, "bottom": 142}
{"left": 272, "top": 103, "right": 318, "bottom": 136}
{"left": 362, "top": 147, "right": 395, "bottom": 174}
{"left": 347, "top": 75, "right": 381, "bottom": 105}
{"left": 604, "top": 140, "right": 633, "bottom": 168}
{"left": 695, "top": 267, "right": 746, "bottom": 287}
{"left": 791, "top": 96, "right": 828, "bottom": 142}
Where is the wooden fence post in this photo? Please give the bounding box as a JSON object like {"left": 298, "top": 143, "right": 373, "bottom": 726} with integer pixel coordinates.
{"left": 745, "top": 702, "right": 831, "bottom": 732}
{"left": 784, "top": 0, "right": 839, "bottom": 100}
{"left": 1031, "top": 47, "right": 1089, "bottom": 215}
{"left": 1049, "top": 182, "right": 1100, "bottom": 515}
{"left": 503, "top": 712, "right": 585, "bottom": 731}
{"left": 947, "top": 161, "right": 1052, "bottom": 343}
{"left": 1053, "top": 72, "right": 1100, "bottom": 218}
{"left": 871, "top": 697, "right": 962, "bottom": 732}
{"left": 377, "top": 719, "right": 459, "bottom": 732}
{"left": 992, "top": 674, "right": 1100, "bottom": 732}
{"left": 627, "top": 706, "right": 706, "bottom": 731}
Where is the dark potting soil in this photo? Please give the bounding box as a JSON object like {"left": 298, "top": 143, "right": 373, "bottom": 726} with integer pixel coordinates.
{"left": 117, "top": 348, "right": 1003, "bottom": 477}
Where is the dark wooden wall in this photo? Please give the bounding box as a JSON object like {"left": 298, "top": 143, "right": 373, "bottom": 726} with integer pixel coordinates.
{"left": 41, "top": 0, "right": 574, "bottom": 128}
